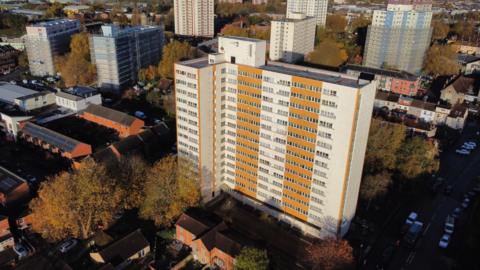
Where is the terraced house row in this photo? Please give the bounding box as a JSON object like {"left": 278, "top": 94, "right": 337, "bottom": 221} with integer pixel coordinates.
{"left": 174, "top": 36, "right": 376, "bottom": 238}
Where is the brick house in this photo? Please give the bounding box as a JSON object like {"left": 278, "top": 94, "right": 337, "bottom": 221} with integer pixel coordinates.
{"left": 80, "top": 104, "right": 144, "bottom": 138}
{"left": 0, "top": 45, "right": 19, "bottom": 74}
{"left": 176, "top": 211, "right": 246, "bottom": 270}
{"left": 90, "top": 229, "right": 150, "bottom": 268}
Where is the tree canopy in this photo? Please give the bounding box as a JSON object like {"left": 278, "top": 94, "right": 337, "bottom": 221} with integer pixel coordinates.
{"left": 30, "top": 159, "right": 122, "bottom": 241}
{"left": 326, "top": 14, "right": 347, "bottom": 34}
{"left": 158, "top": 41, "right": 195, "bottom": 79}
{"left": 397, "top": 136, "right": 439, "bottom": 179}
{"left": 234, "top": 247, "right": 269, "bottom": 270}
{"left": 360, "top": 171, "right": 392, "bottom": 201}
{"left": 423, "top": 45, "right": 460, "bottom": 76}
{"left": 431, "top": 20, "right": 450, "bottom": 40}
{"left": 306, "top": 238, "right": 354, "bottom": 270}
{"left": 306, "top": 39, "right": 348, "bottom": 67}
{"left": 56, "top": 32, "right": 96, "bottom": 87}
{"left": 139, "top": 155, "right": 200, "bottom": 226}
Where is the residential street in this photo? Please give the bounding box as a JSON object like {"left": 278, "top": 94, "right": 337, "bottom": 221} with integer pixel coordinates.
{"left": 363, "top": 121, "right": 480, "bottom": 270}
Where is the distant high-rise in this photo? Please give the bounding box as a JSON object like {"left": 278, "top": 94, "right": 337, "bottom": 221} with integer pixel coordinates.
{"left": 174, "top": 0, "right": 214, "bottom": 37}
{"left": 25, "top": 19, "right": 80, "bottom": 76}
{"left": 90, "top": 25, "right": 164, "bottom": 93}
{"left": 174, "top": 36, "right": 376, "bottom": 238}
{"left": 286, "top": 0, "right": 328, "bottom": 26}
{"left": 363, "top": 0, "right": 433, "bottom": 74}
{"left": 270, "top": 12, "right": 316, "bottom": 63}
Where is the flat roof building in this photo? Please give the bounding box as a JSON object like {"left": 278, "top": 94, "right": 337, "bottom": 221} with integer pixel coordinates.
{"left": 269, "top": 12, "right": 316, "bottom": 63}
{"left": 175, "top": 36, "right": 376, "bottom": 238}
{"left": 91, "top": 25, "right": 164, "bottom": 93}
{"left": 56, "top": 86, "right": 102, "bottom": 112}
{"left": 0, "top": 82, "right": 55, "bottom": 112}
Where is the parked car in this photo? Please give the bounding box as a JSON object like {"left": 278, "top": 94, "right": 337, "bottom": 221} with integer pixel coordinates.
{"left": 473, "top": 184, "right": 480, "bottom": 193}
{"left": 405, "top": 212, "right": 418, "bottom": 225}
{"left": 456, "top": 149, "right": 471, "bottom": 155}
{"left": 445, "top": 215, "right": 455, "bottom": 234}
{"left": 13, "top": 243, "right": 28, "bottom": 259}
{"left": 453, "top": 208, "right": 462, "bottom": 219}
{"left": 465, "top": 141, "right": 477, "bottom": 147}
{"left": 462, "top": 143, "right": 476, "bottom": 150}
{"left": 59, "top": 239, "right": 78, "bottom": 253}
{"left": 134, "top": 111, "right": 147, "bottom": 119}
{"left": 438, "top": 234, "right": 451, "bottom": 249}
{"left": 462, "top": 198, "right": 471, "bottom": 208}
{"left": 403, "top": 221, "right": 423, "bottom": 247}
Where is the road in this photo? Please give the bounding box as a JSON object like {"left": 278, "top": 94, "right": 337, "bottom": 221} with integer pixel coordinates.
{"left": 363, "top": 121, "right": 480, "bottom": 270}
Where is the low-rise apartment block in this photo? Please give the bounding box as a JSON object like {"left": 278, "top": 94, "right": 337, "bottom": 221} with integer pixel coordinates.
{"left": 344, "top": 64, "right": 421, "bottom": 96}
{"left": 0, "top": 82, "right": 55, "bottom": 112}
{"left": 175, "top": 36, "right": 376, "bottom": 237}
{"left": 80, "top": 104, "right": 144, "bottom": 138}
{"left": 55, "top": 86, "right": 102, "bottom": 112}
{"left": 269, "top": 12, "right": 316, "bottom": 63}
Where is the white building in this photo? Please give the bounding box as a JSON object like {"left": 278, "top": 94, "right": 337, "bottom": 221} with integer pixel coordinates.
{"left": 25, "top": 19, "right": 80, "bottom": 76}
{"left": 174, "top": 0, "right": 214, "bottom": 37}
{"left": 0, "top": 82, "right": 55, "bottom": 112}
{"left": 286, "top": 0, "right": 328, "bottom": 26}
{"left": 269, "top": 12, "right": 316, "bottom": 63}
{"left": 174, "top": 36, "right": 376, "bottom": 238}
{"left": 55, "top": 86, "right": 102, "bottom": 112}
{"left": 363, "top": 0, "right": 433, "bottom": 74}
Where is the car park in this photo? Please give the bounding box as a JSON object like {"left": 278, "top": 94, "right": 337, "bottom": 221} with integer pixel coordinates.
{"left": 439, "top": 234, "right": 451, "bottom": 249}
{"left": 59, "top": 239, "right": 78, "bottom": 253}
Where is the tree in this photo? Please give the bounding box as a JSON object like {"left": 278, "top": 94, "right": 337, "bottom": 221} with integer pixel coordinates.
{"left": 56, "top": 32, "right": 96, "bottom": 87}
{"left": 349, "top": 15, "right": 371, "bottom": 34}
{"left": 158, "top": 41, "right": 195, "bottom": 79}
{"left": 146, "top": 90, "right": 162, "bottom": 108}
{"left": 221, "top": 25, "right": 250, "bottom": 38}
{"left": 431, "top": 20, "right": 450, "bottom": 40}
{"left": 139, "top": 65, "right": 158, "bottom": 82}
{"left": 452, "top": 21, "right": 474, "bottom": 40}
{"left": 115, "top": 156, "right": 149, "bottom": 210}
{"left": 364, "top": 119, "right": 406, "bottom": 173}
{"left": 423, "top": 45, "right": 460, "bottom": 76}
{"left": 397, "top": 136, "right": 439, "bottom": 179}
{"left": 306, "top": 39, "right": 348, "bottom": 67}
{"left": 0, "top": 14, "right": 27, "bottom": 37}
{"left": 306, "top": 238, "right": 354, "bottom": 270}
{"left": 17, "top": 50, "right": 29, "bottom": 68}
{"left": 326, "top": 14, "right": 347, "bottom": 34}
{"left": 360, "top": 171, "right": 392, "bottom": 201}
{"left": 45, "top": 2, "right": 64, "bottom": 18}
{"left": 29, "top": 159, "right": 122, "bottom": 241}
{"left": 139, "top": 155, "right": 200, "bottom": 226}
{"left": 234, "top": 247, "right": 269, "bottom": 270}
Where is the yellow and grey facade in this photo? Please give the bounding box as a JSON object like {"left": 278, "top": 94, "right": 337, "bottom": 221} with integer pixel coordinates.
{"left": 175, "top": 36, "right": 376, "bottom": 237}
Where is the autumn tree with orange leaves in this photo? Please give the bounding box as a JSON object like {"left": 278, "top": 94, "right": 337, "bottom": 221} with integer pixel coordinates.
{"left": 56, "top": 32, "right": 96, "bottom": 87}
{"left": 139, "top": 155, "right": 200, "bottom": 226}
{"left": 306, "top": 238, "right": 355, "bottom": 270}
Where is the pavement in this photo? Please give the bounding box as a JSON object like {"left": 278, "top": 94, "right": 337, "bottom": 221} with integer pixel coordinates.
{"left": 362, "top": 121, "right": 480, "bottom": 270}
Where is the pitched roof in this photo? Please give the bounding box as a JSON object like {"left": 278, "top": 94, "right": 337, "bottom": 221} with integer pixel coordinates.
{"left": 176, "top": 212, "right": 218, "bottom": 237}
{"left": 22, "top": 122, "right": 86, "bottom": 153}
{"left": 0, "top": 166, "right": 26, "bottom": 194}
{"left": 375, "top": 91, "right": 400, "bottom": 102}
{"left": 98, "top": 229, "right": 149, "bottom": 266}
{"left": 447, "top": 76, "right": 477, "bottom": 94}
{"left": 83, "top": 104, "right": 138, "bottom": 126}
